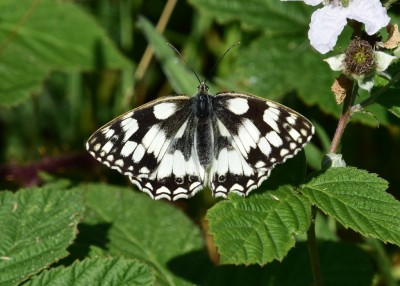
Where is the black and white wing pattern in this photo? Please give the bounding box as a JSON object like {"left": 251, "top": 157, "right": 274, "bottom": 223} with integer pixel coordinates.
{"left": 86, "top": 96, "right": 206, "bottom": 200}
{"left": 209, "top": 92, "right": 314, "bottom": 198}
{"left": 86, "top": 82, "right": 314, "bottom": 201}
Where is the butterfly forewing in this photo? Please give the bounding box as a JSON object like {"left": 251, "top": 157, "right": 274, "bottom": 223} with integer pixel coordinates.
{"left": 86, "top": 82, "right": 314, "bottom": 201}
{"left": 86, "top": 96, "right": 206, "bottom": 200}
{"left": 209, "top": 92, "right": 314, "bottom": 198}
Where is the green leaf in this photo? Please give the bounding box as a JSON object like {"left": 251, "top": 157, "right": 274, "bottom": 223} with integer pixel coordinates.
{"left": 207, "top": 186, "right": 311, "bottom": 265}
{"left": 189, "top": 0, "right": 312, "bottom": 33}
{"left": 349, "top": 88, "right": 400, "bottom": 127}
{"left": 137, "top": 16, "right": 201, "bottom": 96}
{"left": 0, "top": 187, "right": 84, "bottom": 286}
{"left": 0, "top": 0, "right": 133, "bottom": 107}
{"left": 302, "top": 167, "right": 400, "bottom": 245}
{"left": 190, "top": 0, "right": 355, "bottom": 118}
{"left": 24, "top": 257, "right": 154, "bottom": 286}
{"left": 376, "top": 87, "right": 400, "bottom": 119}
{"left": 223, "top": 35, "right": 340, "bottom": 116}
{"left": 79, "top": 184, "right": 205, "bottom": 286}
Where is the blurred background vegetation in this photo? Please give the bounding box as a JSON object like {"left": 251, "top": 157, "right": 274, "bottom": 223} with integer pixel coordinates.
{"left": 0, "top": 0, "right": 399, "bottom": 207}
{"left": 1, "top": 0, "right": 400, "bottom": 284}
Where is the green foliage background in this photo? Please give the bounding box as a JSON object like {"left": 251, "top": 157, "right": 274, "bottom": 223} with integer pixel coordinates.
{"left": 0, "top": 0, "right": 400, "bottom": 285}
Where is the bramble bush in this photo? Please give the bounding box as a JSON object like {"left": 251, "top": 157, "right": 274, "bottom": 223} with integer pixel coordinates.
{"left": 0, "top": 0, "right": 400, "bottom": 285}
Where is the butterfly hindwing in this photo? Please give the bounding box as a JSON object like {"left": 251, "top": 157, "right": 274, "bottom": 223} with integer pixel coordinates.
{"left": 86, "top": 95, "right": 205, "bottom": 200}
{"left": 87, "top": 82, "right": 314, "bottom": 200}
{"left": 130, "top": 114, "right": 206, "bottom": 200}
{"left": 209, "top": 92, "right": 314, "bottom": 197}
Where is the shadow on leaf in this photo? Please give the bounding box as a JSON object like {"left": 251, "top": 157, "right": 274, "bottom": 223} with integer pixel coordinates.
{"left": 56, "top": 222, "right": 112, "bottom": 266}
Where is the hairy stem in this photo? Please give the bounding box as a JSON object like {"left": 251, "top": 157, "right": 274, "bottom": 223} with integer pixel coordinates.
{"left": 329, "top": 83, "right": 358, "bottom": 153}
{"left": 307, "top": 207, "right": 323, "bottom": 286}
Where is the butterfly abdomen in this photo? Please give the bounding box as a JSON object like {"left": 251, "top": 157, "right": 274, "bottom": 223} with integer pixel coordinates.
{"left": 194, "top": 92, "right": 214, "bottom": 167}
{"left": 86, "top": 83, "right": 314, "bottom": 200}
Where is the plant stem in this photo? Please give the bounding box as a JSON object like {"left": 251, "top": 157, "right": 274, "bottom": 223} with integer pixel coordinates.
{"left": 352, "top": 70, "right": 400, "bottom": 112}
{"left": 307, "top": 207, "right": 323, "bottom": 286}
{"left": 135, "top": 0, "right": 178, "bottom": 81}
{"left": 329, "top": 83, "right": 358, "bottom": 153}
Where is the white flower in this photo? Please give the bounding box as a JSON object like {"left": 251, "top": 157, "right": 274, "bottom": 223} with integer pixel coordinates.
{"left": 325, "top": 46, "right": 397, "bottom": 91}
{"left": 281, "top": 0, "right": 391, "bottom": 54}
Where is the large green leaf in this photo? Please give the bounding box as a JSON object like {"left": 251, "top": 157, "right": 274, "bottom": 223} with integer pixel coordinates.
{"left": 0, "top": 0, "right": 133, "bottom": 106}
{"left": 189, "top": 0, "right": 346, "bottom": 117}
{"left": 189, "top": 0, "right": 312, "bottom": 33}
{"left": 137, "top": 16, "right": 201, "bottom": 96}
{"left": 79, "top": 184, "right": 206, "bottom": 286}
{"left": 223, "top": 36, "right": 340, "bottom": 116}
{"left": 0, "top": 187, "right": 84, "bottom": 286}
{"left": 24, "top": 257, "right": 154, "bottom": 286}
{"left": 302, "top": 167, "right": 400, "bottom": 245}
{"left": 207, "top": 186, "right": 311, "bottom": 265}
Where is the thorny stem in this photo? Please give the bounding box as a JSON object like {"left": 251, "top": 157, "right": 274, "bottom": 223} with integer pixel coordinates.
{"left": 329, "top": 83, "right": 358, "bottom": 153}
{"left": 307, "top": 207, "right": 323, "bottom": 286}
{"left": 308, "top": 81, "right": 357, "bottom": 285}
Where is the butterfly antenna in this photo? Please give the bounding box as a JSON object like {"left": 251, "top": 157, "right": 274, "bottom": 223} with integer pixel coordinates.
{"left": 206, "top": 41, "right": 241, "bottom": 81}
{"left": 167, "top": 43, "right": 202, "bottom": 85}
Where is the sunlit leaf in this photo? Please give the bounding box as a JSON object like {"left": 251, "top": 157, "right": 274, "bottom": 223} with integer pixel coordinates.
{"left": 0, "top": 187, "right": 84, "bottom": 285}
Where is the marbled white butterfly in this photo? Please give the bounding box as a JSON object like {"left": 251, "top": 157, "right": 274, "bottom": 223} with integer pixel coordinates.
{"left": 86, "top": 81, "right": 314, "bottom": 200}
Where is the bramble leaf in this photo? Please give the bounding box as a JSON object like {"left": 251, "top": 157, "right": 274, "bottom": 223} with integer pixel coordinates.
{"left": 302, "top": 167, "right": 400, "bottom": 245}
{"left": 24, "top": 257, "right": 154, "bottom": 286}
{"left": 207, "top": 186, "right": 311, "bottom": 265}
{"left": 79, "top": 184, "right": 207, "bottom": 286}
{"left": 0, "top": 187, "right": 84, "bottom": 285}
{"left": 0, "top": 0, "right": 132, "bottom": 106}
{"left": 189, "top": 0, "right": 311, "bottom": 33}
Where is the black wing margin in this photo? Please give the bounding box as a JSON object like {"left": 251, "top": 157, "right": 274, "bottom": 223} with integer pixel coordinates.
{"left": 86, "top": 95, "right": 205, "bottom": 200}
{"left": 209, "top": 92, "right": 314, "bottom": 198}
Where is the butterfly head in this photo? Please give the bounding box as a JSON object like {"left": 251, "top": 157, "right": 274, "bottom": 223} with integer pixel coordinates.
{"left": 197, "top": 80, "right": 209, "bottom": 95}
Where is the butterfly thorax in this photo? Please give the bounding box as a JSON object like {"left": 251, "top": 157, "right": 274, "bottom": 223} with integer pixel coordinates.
{"left": 194, "top": 92, "right": 212, "bottom": 117}
{"left": 86, "top": 75, "right": 315, "bottom": 201}
{"left": 193, "top": 82, "right": 214, "bottom": 167}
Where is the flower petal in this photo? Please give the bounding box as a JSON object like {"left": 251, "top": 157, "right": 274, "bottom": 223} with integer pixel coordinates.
{"left": 302, "top": 0, "right": 323, "bottom": 5}
{"left": 308, "top": 6, "right": 348, "bottom": 54}
{"left": 346, "top": 0, "right": 390, "bottom": 35}
{"left": 280, "top": 0, "right": 322, "bottom": 5}
{"left": 324, "top": 54, "right": 345, "bottom": 71}
{"left": 357, "top": 75, "right": 374, "bottom": 91}
{"left": 375, "top": 51, "right": 397, "bottom": 72}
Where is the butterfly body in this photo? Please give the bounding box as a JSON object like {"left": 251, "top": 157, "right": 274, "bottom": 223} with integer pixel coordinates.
{"left": 86, "top": 81, "right": 314, "bottom": 200}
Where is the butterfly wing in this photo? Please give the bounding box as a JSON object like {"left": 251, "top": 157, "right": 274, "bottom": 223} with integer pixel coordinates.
{"left": 209, "top": 92, "right": 314, "bottom": 198}
{"left": 86, "top": 96, "right": 205, "bottom": 200}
